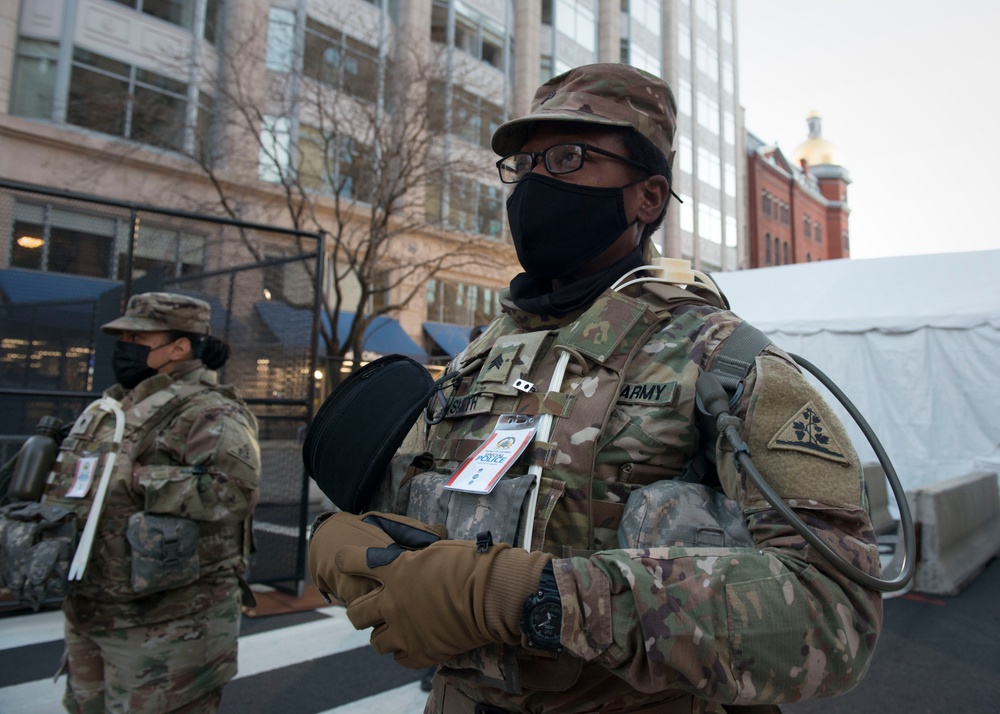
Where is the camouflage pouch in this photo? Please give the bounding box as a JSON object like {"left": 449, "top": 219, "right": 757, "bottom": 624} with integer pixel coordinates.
{"left": 0, "top": 502, "right": 78, "bottom": 610}
{"left": 617, "top": 480, "right": 755, "bottom": 549}
{"left": 126, "top": 512, "right": 199, "bottom": 595}
{"left": 403, "top": 470, "right": 536, "bottom": 546}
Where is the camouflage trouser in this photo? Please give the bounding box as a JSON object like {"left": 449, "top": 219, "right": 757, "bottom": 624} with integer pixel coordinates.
{"left": 61, "top": 589, "right": 241, "bottom": 714}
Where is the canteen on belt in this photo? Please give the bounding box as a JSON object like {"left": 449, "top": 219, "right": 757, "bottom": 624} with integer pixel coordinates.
{"left": 303, "top": 355, "right": 435, "bottom": 514}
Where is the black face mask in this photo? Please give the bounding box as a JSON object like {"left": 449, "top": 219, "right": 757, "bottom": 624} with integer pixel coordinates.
{"left": 506, "top": 173, "right": 640, "bottom": 281}
{"left": 112, "top": 341, "right": 163, "bottom": 389}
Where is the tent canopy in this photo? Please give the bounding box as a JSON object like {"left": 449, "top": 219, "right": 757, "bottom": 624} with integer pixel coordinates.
{"left": 711, "top": 250, "right": 1000, "bottom": 335}
{"left": 711, "top": 250, "right": 1000, "bottom": 495}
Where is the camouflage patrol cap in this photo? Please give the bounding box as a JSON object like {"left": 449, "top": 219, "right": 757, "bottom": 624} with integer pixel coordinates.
{"left": 491, "top": 63, "right": 677, "bottom": 160}
{"left": 101, "top": 292, "right": 211, "bottom": 335}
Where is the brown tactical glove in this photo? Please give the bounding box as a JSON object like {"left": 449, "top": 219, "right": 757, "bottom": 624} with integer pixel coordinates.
{"left": 307, "top": 511, "right": 553, "bottom": 668}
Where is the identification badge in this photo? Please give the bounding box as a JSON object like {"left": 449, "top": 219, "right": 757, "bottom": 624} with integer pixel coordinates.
{"left": 65, "top": 455, "right": 99, "bottom": 498}
{"left": 445, "top": 414, "right": 538, "bottom": 494}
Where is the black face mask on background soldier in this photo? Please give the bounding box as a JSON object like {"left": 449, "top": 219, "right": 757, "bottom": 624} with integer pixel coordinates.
{"left": 112, "top": 341, "right": 170, "bottom": 389}
{"left": 506, "top": 173, "right": 642, "bottom": 281}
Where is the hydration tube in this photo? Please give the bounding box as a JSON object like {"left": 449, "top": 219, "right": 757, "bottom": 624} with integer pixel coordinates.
{"left": 68, "top": 396, "right": 126, "bottom": 581}
{"left": 697, "top": 362, "right": 915, "bottom": 592}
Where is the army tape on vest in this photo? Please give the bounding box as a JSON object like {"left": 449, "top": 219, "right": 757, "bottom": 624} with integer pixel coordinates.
{"left": 67, "top": 396, "right": 126, "bottom": 581}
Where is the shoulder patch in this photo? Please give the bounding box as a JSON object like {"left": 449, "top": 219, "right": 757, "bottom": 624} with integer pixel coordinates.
{"left": 228, "top": 443, "right": 258, "bottom": 469}
{"left": 768, "top": 400, "right": 850, "bottom": 465}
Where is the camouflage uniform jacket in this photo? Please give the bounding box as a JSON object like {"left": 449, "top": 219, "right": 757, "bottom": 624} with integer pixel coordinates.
{"left": 42, "top": 361, "right": 261, "bottom": 631}
{"left": 395, "top": 283, "right": 882, "bottom": 713}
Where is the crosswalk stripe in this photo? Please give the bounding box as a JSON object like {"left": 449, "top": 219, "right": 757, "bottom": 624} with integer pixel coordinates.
{"left": 0, "top": 608, "right": 64, "bottom": 650}
{"left": 0, "top": 605, "right": 402, "bottom": 714}
{"left": 235, "top": 606, "right": 371, "bottom": 679}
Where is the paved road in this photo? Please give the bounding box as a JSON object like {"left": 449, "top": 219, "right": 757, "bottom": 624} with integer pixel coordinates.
{"left": 2, "top": 557, "right": 997, "bottom": 713}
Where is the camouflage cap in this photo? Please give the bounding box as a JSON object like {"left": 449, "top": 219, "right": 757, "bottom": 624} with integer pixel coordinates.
{"left": 491, "top": 63, "right": 677, "bottom": 160}
{"left": 101, "top": 292, "right": 211, "bottom": 336}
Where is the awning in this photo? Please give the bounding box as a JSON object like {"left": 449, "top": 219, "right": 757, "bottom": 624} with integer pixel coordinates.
{"left": 0, "top": 268, "right": 120, "bottom": 332}
{"left": 423, "top": 321, "right": 472, "bottom": 358}
{"left": 255, "top": 301, "right": 428, "bottom": 362}
{"left": 0, "top": 268, "right": 119, "bottom": 304}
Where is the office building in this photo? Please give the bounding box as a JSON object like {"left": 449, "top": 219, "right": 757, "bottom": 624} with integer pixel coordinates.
{"left": 746, "top": 112, "right": 851, "bottom": 267}
{"left": 1, "top": 0, "right": 744, "bottom": 365}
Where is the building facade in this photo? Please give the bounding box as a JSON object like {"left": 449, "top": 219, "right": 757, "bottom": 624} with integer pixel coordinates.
{"left": 745, "top": 113, "right": 851, "bottom": 268}
{"left": 1, "top": 0, "right": 745, "bottom": 367}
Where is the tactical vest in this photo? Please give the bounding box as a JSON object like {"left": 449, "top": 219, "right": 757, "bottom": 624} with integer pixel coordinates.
{"left": 41, "top": 375, "right": 250, "bottom": 603}
{"left": 399, "top": 283, "right": 740, "bottom": 699}
{"left": 402, "top": 284, "right": 726, "bottom": 554}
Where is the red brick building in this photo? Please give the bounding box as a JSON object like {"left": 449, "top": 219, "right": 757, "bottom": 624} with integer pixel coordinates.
{"left": 746, "top": 113, "right": 851, "bottom": 267}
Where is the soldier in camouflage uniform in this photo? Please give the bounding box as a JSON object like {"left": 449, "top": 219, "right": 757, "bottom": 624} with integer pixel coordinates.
{"left": 42, "top": 292, "right": 261, "bottom": 713}
{"left": 309, "top": 64, "right": 882, "bottom": 713}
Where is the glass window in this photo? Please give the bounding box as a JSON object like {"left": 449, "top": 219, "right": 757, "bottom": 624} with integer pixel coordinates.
{"left": 555, "top": 0, "right": 595, "bottom": 52}
{"left": 774, "top": 235, "right": 780, "bottom": 264}
{"left": 451, "top": 87, "right": 503, "bottom": 150}
{"left": 678, "top": 79, "right": 692, "bottom": 116}
{"left": 765, "top": 233, "right": 771, "bottom": 265}
{"left": 696, "top": 0, "right": 717, "bottom": 30}
{"left": 631, "top": 0, "right": 660, "bottom": 35}
{"left": 477, "top": 185, "right": 503, "bottom": 238}
{"left": 630, "top": 44, "right": 661, "bottom": 76}
{"left": 680, "top": 194, "right": 694, "bottom": 233}
{"left": 804, "top": 215, "right": 812, "bottom": 238}
{"left": 266, "top": 7, "right": 296, "bottom": 72}
{"left": 762, "top": 191, "right": 771, "bottom": 217}
{"left": 204, "top": 0, "right": 223, "bottom": 44}
{"left": 131, "top": 68, "right": 188, "bottom": 151}
{"left": 724, "top": 162, "right": 736, "bottom": 197}
{"left": 815, "top": 224, "right": 822, "bottom": 244}
{"left": 722, "top": 61, "right": 734, "bottom": 94}
{"left": 121, "top": 225, "right": 206, "bottom": 278}
{"left": 679, "top": 136, "right": 693, "bottom": 175}
{"left": 67, "top": 50, "right": 130, "bottom": 140}
{"left": 678, "top": 23, "right": 691, "bottom": 60}
{"left": 11, "top": 39, "right": 59, "bottom": 119}
{"left": 696, "top": 39, "right": 718, "bottom": 82}
{"left": 723, "top": 111, "right": 735, "bottom": 145}
{"left": 109, "top": 0, "right": 195, "bottom": 31}
{"left": 696, "top": 92, "right": 719, "bottom": 134}
{"left": 721, "top": 10, "right": 733, "bottom": 44}
{"left": 783, "top": 241, "right": 789, "bottom": 264}
{"left": 303, "top": 17, "right": 379, "bottom": 102}
{"left": 725, "top": 215, "right": 736, "bottom": 247}
{"left": 697, "top": 147, "right": 720, "bottom": 189}
{"left": 67, "top": 49, "right": 188, "bottom": 152}
{"left": 698, "top": 203, "right": 722, "bottom": 244}
{"left": 259, "top": 115, "right": 291, "bottom": 183}
{"left": 10, "top": 203, "right": 117, "bottom": 278}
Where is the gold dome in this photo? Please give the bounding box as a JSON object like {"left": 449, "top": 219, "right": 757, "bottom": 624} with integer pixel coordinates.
{"left": 792, "top": 111, "right": 838, "bottom": 166}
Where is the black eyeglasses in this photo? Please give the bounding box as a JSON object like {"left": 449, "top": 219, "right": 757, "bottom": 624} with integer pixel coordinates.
{"left": 495, "top": 142, "right": 651, "bottom": 184}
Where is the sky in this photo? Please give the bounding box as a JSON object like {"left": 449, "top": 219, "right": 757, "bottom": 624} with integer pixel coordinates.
{"left": 737, "top": 0, "right": 1000, "bottom": 260}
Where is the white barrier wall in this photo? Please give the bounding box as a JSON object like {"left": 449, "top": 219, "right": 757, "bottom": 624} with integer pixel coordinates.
{"left": 910, "top": 470, "right": 1000, "bottom": 595}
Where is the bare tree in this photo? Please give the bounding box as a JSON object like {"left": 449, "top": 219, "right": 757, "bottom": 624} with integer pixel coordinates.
{"left": 183, "top": 9, "right": 501, "bottom": 370}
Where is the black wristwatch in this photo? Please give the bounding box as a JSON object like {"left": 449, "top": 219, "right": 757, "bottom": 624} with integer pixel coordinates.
{"left": 520, "top": 562, "right": 563, "bottom": 651}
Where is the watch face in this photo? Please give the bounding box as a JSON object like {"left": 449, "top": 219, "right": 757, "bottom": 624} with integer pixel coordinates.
{"left": 528, "top": 601, "right": 561, "bottom": 645}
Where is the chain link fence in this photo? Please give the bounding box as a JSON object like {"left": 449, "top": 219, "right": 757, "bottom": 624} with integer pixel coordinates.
{"left": 0, "top": 179, "right": 325, "bottom": 591}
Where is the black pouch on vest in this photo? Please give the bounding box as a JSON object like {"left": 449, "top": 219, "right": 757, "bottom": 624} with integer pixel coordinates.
{"left": 303, "top": 354, "right": 435, "bottom": 514}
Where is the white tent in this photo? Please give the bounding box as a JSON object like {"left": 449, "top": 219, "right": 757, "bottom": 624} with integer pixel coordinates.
{"left": 710, "top": 250, "right": 1000, "bottom": 496}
